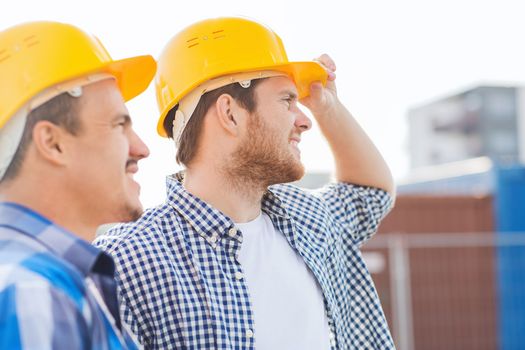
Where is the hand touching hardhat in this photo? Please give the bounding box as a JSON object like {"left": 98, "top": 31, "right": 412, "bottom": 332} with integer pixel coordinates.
{"left": 299, "top": 54, "right": 338, "bottom": 117}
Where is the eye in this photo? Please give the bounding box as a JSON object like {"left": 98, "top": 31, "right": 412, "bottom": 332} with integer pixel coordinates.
{"left": 282, "top": 97, "right": 294, "bottom": 109}
{"left": 113, "top": 121, "right": 126, "bottom": 130}
{"left": 114, "top": 116, "right": 132, "bottom": 129}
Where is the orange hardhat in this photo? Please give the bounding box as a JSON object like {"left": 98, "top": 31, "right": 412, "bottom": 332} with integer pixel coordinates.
{"left": 0, "top": 21, "right": 156, "bottom": 130}
{"left": 155, "top": 17, "right": 328, "bottom": 137}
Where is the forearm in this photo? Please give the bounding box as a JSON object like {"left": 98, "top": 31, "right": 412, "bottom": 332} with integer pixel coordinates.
{"left": 314, "top": 101, "right": 395, "bottom": 195}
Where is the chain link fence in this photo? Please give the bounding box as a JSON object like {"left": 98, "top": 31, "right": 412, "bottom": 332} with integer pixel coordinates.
{"left": 363, "top": 232, "right": 525, "bottom": 350}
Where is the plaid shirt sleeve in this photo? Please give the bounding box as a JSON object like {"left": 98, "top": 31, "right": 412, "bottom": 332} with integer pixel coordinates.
{"left": 0, "top": 279, "right": 88, "bottom": 349}
{"left": 313, "top": 182, "right": 394, "bottom": 246}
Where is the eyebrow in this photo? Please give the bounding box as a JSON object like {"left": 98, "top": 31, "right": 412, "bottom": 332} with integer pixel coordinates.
{"left": 112, "top": 114, "right": 132, "bottom": 125}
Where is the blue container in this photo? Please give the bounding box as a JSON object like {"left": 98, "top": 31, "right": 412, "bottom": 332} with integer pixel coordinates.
{"left": 494, "top": 167, "right": 525, "bottom": 350}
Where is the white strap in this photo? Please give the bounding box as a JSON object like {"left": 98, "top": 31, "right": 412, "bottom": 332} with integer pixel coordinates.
{"left": 0, "top": 107, "right": 28, "bottom": 180}
{"left": 172, "top": 70, "right": 287, "bottom": 146}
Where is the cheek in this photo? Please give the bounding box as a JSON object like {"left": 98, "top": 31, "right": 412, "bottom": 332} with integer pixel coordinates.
{"left": 86, "top": 138, "right": 128, "bottom": 171}
{"left": 265, "top": 126, "right": 288, "bottom": 145}
{"left": 267, "top": 108, "right": 295, "bottom": 128}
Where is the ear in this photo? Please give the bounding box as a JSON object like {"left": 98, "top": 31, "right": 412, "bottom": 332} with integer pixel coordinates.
{"left": 214, "top": 93, "right": 245, "bottom": 137}
{"left": 31, "top": 121, "right": 69, "bottom": 166}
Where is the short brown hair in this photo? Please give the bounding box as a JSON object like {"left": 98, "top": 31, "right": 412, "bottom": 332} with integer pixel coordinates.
{"left": 1, "top": 93, "right": 81, "bottom": 182}
{"left": 163, "top": 79, "right": 265, "bottom": 166}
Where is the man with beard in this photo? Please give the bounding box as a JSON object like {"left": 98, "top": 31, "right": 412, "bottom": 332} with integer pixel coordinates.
{"left": 94, "top": 17, "right": 396, "bottom": 349}
{"left": 0, "top": 21, "right": 154, "bottom": 349}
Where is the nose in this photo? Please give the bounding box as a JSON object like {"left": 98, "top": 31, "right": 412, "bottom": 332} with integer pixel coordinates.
{"left": 129, "top": 128, "right": 150, "bottom": 160}
{"left": 294, "top": 108, "right": 312, "bottom": 132}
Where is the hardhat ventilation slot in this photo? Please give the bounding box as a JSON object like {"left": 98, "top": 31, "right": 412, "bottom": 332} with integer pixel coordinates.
{"left": 212, "top": 29, "right": 226, "bottom": 40}
{"left": 186, "top": 37, "right": 199, "bottom": 48}
{"left": 24, "top": 35, "right": 39, "bottom": 48}
{"left": 0, "top": 49, "right": 10, "bottom": 63}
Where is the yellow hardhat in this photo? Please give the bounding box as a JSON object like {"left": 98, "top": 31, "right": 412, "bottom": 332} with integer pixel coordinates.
{"left": 0, "top": 21, "right": 156, "bottom": 130}
{"left": 155, "top": 17, "right": 328, "bottom": 137}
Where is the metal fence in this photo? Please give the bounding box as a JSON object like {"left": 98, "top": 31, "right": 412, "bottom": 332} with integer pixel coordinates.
{"left": 362, "top": 232, "right": 525, "bottom": 350}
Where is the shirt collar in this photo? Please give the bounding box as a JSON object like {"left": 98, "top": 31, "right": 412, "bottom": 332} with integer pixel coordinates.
{"left": 262, "top": 187, "right": 290, "bottom": 218}
{"left": 166, "top": 173, "right": 234, "bottom": 244}
{"left": 165, "top": 172, "right": 290, "bottom": 243}
{"left": 0, "top": 201, "right": 114, "bottom": 277}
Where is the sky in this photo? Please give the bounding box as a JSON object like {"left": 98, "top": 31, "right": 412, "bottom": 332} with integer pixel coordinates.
{"left": 2, "top": 0, "right": 525, "bottom": 208}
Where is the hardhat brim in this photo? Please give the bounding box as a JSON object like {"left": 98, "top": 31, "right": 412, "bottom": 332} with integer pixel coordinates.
{"left": 156, "top": 60, "right": 327, "bottom": 137}
{"left": 1, "top": 55, "right": 156, "bottom": 131}
{"left": 104, "top": 55, "right": 156, "bottom": 102}
{"left": 274, "top": 61, "right": 329, "bottom": 99}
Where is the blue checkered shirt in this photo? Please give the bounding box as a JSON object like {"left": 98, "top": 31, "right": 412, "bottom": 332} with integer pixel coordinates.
{"left": 94, "top": 173, "right": 395, "bottom": 349}
{"left": 0, "top": 202, "right": 138, "bottom": 350}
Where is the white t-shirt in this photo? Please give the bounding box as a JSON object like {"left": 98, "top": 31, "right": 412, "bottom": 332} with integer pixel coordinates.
{"left": 236, "top": 212, "right": 331, "bottom": 350}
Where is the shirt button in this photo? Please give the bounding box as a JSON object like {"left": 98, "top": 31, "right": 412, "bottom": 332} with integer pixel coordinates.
{"left": 246, "top": 329, "right": 254, "bottom": 338}
{"left": 210, "top": 233, "right": 218, "bottom": 243}
{"left": 228, "top": 228, "right": 237, "bottom": 237}
{"left": 234, "top": 271, "right": 243, "bottom": 280}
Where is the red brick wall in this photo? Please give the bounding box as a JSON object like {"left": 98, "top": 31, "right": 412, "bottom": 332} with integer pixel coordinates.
{"left": 363, "top": 195, "right": 497, "bottom": 350}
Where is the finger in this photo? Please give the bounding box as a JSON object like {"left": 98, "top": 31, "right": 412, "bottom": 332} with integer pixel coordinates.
{"left": 314, "top": 54, "right": 336, "bottom": 72}
{"left": 313, "top": 59, "right": 336, "bottom": 81}
{"left": 313, "top": 58, "right": 333, "bottom": 73}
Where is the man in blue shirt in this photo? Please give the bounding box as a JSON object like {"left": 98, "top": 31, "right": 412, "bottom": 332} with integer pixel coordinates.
{"left": 0, "top": 21, "right": 155, "bottom": 349}
{"left": 95, "top": 17, "right": 396, "bottom": 349}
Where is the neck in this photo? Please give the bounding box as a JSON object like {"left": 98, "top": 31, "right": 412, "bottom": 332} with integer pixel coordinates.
{"left": 0, "top": 179, "right": 97, "bottom": 242}
{"left": 183, "top": 164, "right": 266, "bottom": 223}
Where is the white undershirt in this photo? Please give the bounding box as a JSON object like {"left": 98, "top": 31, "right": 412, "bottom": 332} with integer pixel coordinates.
{"left": 236, "top": 212, "right": 331, "bottom": 350}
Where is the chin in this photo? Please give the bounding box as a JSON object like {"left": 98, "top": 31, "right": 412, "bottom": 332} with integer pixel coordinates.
{"left": 290, "top": 155, "right": 305, "bottom": 177}
{"left": 291, "top": 166, "right": 306, "bottom": 182}
{"left": 128, "top": 201, "right": 144, "bottom": 221}
{"left": 116, "top": 196, "right": 144, "bottom": 223}
{"left": 276, "top": 158, "right": 305, "bottom": 184}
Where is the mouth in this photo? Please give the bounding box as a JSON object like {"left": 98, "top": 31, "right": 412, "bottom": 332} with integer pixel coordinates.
{"left": 289, "top": 137, "right": 301, "bottom": 155}
{"left": 289, "top": 135, "right": 301, "bottom": 144}
{"left": 125, "top": 160, "right": 141, "bottom": 192}
{"left": 126, "top": 160, "right": 139, "bottom": 174}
